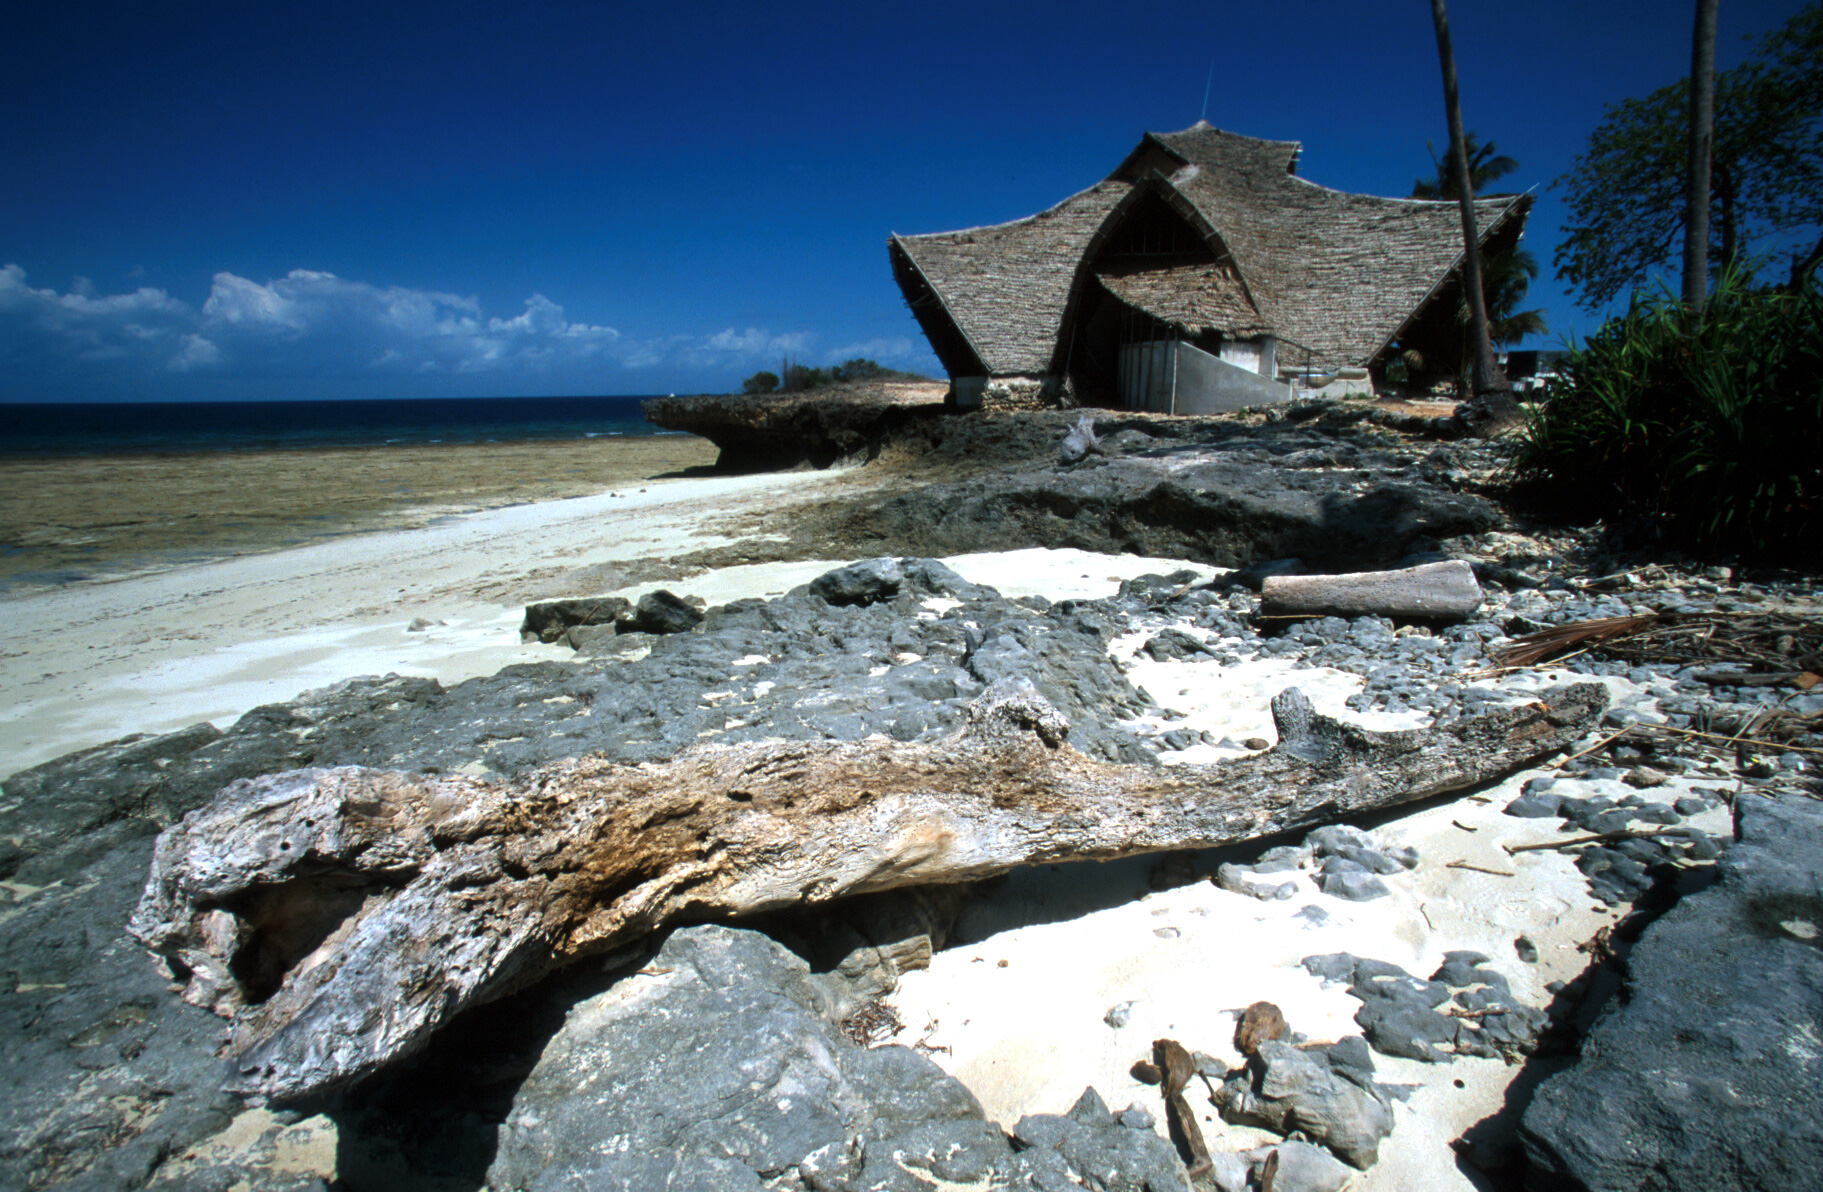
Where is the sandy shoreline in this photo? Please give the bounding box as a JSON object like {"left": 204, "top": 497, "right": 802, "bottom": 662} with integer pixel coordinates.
{"left": 0, "top": 457, "right": 1213, "bottom": 776}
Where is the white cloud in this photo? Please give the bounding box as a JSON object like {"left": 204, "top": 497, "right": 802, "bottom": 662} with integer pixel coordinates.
{"left": 0, "top": 263, "right": 196, "bottom": 369}
{"left": 703, "top": 327, "right": 814, "bottom": 356}
{"left": 176, "top": 269, "right": 623, "bottom": 378}
{"left": 169, "top": 334, "right": 221, "bottom": 371}
{"left": 0, "top": 264, "right": 856, "bottom": 396}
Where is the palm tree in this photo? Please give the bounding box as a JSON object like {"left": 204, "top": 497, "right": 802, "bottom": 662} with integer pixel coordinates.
{"left": 1430, "top": 0, "right": 1508, "bottom": 403}
{"left": 1411, "top": 133, "right": 1520, "bottom": 200}
{"left": 1683, "top": 0, "right": 1720, "bottom": 308}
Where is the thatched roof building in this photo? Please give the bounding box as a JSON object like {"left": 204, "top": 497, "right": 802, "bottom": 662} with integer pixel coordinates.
{"left": 889, "top": 123, "right": 1531, "bottom": 411}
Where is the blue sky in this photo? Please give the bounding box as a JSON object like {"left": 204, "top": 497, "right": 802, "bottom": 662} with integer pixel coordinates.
{"left": 2, "top": 0, "right": 1810, "bottom": 402}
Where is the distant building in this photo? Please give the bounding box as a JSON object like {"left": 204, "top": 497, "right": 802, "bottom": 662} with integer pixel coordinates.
{"left": 889, "top": 122, "right": 1531, "bottom": 413}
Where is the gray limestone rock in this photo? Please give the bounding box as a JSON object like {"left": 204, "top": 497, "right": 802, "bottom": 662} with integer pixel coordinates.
{"left": 1318, "top": 870, "right": 1392, "bottom": 901}
{"left": 1212, "top": 1040, "right": 1396, "bottom": 1169}
{"left": 1142, "top": 628, "right": 1217, "bottom": 662}
{"left": 0, "top": 562, "right": 1170, "bottom": 1190}
{"left": 1504, "top": 791, "right": 1566, "bottom": 818}
{"left": 487, "top": 925, "right": 1192, "bottom": 1192}
{"left": 849, "top": 439, "right": 1501, "bottom": 572}
{"left": 1307, "top": 953, "right": 1547, "bottom": 1065}
{"left": 1520, "top": 791, "right": 1823, "bottom": 1191}
{"left": 1248, "top": 1140, "right": 1356, "bottom": 1192}
{"left": 1010, "top": 1087, "right": 1191, "bottom": 1192}
{"left": 1058, "top": 413, "right": 1106, "bottom": 465}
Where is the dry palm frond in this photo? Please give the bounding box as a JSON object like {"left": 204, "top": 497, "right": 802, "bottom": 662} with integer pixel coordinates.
{"left": 1499, "top": 610, "right": 1823, "bottom": 676}
{"left": 1499, "top": 614, "right": 1665, "bottom": 669}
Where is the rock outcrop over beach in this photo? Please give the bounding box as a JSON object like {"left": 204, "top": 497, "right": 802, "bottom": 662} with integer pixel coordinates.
{"left": 642, "top": 381, "right": 948, "bottom": 470}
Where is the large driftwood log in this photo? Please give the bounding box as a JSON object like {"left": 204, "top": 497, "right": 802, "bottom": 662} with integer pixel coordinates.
{"left": 1260, "top": 560, "right": 1483, "bottom": 621}
{"left": 129, "top": 679, "right": 1605, "bottom": 1104}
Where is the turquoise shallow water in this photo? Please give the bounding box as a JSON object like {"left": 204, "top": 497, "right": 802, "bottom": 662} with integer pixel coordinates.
{"left": 0, "top": 395, "right": 677, "bottom": 456}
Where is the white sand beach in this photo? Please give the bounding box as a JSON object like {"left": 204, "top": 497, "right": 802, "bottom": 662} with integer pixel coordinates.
{"left": 0, "top": 468, "right": 1221, "bottom": 776}
{"left": 2, "top": 466, "right": 1709, "bottom": 1192}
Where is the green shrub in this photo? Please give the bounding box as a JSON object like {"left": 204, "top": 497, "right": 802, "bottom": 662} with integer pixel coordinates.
{"left": 741, "top": 370, "right": 781, "bottom": 395}
{"left": 737, "top": 357, "right": 927, "bottom": 396}
{"left": 1508, "top": 268, "right": 1821, "bottom": 560}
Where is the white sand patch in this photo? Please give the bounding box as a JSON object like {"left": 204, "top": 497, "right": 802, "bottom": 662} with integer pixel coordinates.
{"left": 941, "top": 548, "right": 1222, "bottom": 601}
{"left": 883, "top": 639, "right": 1733, "bottom": 1191}
{"left": 885, "top": 754, "right": 1655, "bottom": 1192}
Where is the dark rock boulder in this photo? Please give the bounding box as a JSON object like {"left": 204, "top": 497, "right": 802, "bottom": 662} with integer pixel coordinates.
{"left": 519, "top": 595, "right": 632, "bottom": 643}
{"left": 623, "top": 587, "right": 704, "bottom": 634}
{"left": 808, "top": 556, "right": 905, "bottom": 605}
{"left": 486, "top": 924, "right": 1191, "bottom": 1192}
{"left": 1520, "top": 792, "right": 1823, "bottom": 1191}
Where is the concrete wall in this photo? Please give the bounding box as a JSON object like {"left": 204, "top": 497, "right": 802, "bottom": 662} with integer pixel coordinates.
{"left": 1119, "top": 340, "right": 1291, "bottom": 414}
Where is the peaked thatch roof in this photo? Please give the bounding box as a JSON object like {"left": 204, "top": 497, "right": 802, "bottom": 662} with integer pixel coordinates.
{"left": 890, "top": 181, "right": 1128, "bottom": 378}
{"left": 889, "top": 123, "right": 1531, "bottom": 377}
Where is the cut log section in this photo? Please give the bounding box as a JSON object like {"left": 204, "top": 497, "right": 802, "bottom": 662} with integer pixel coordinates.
{"left": 128, "top": 678, "right": 1605, "bottom": 1104}
{"left": 1260, "top": 559, "right": 1483, "bottom": 621}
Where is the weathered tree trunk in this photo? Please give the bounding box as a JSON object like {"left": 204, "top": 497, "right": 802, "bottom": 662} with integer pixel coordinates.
{"left": 1429, "top": 0, "right": 1505, "bottom": 398}
{"left": 1683, "top": 0, "right": 1720, "bottom": 309}
{"left": 129, "top": 679, "right": 1606, "bottom": 1105}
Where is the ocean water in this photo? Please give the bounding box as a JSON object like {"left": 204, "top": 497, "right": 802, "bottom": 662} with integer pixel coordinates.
{"left": 0, "top": 396, "right": 675, "bottom": 457}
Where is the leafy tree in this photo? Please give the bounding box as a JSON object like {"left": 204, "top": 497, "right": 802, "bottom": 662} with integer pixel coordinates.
{"left": 741, "top": 370, "right": 780, "bottom": 395}
{"left": 1555, "top": 2, "right": 1823, "bottom": 309}
{"left": 1410, "top": 132, "right": 1519, "bottom": 200}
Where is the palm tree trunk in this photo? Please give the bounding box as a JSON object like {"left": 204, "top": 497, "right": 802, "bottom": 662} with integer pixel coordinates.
{"left": 1682, "top": 0, "right": 1719, "bottom": 309}
{"left": 1429, "top": 0, "right": 1505, "bottom": 397}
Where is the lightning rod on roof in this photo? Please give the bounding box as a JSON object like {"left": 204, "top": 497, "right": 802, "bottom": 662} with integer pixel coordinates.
{"left": 1200, "top": 60, "right": 1214, "bottom": 122}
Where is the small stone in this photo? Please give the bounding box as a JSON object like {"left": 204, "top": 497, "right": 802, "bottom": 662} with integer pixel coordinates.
{"left": 1243, "top": 737, "right": 1271, "bottom": 751}
{"left": 1623, "top": 767, "right": 1669, "bottom": 789}
{"left": 1117, "top": 1104, "right": 1155, "bottom": 1130}
{"left": 1505, "top": 791, "right": 1565, "bottom": 818}
{"left": 1253, "top": 1140, "right": 1355, "bottom": 1192}
{"left": 1253, "top": 845, "right": 1306, "bottom": 873}
{"left": 1301, "top": 953, "right": 1359, "bottom": 982}
{"left": 1515, "top": 935, "right": 1539, "bottom": 963}
{"left": 1104, "top": 1000, "right": 1137, "bottom": 1029}
{"left": 1318, "top": 870, "right": 1391, "bottom": 901}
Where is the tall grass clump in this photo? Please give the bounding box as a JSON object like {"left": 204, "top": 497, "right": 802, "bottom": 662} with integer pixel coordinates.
{"left": 1509, "top": 268, "right": 1821, "bottom": 561}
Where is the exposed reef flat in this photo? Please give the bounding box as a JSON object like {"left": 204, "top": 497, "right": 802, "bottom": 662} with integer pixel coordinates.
{"left": 0, "top": 434, "right": 719, "bottom": 591}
